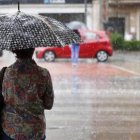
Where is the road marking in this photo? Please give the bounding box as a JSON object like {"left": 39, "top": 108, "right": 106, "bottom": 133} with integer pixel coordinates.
{"left": 109, "top": 64, "right": 140, "bottom": 76}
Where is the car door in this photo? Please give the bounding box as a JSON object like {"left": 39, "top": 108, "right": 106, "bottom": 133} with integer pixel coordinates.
{"left": 79, "top": 31, "right": 99, "bottom": 58}
{"left": 61, "top": 45, "right": 71, "bottom": 58}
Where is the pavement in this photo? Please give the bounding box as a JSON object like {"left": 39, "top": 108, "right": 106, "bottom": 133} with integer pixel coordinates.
{"left": 37, "top": 51, "right": 140, "bottom": 140}
{"left": 108, "top": 50, "right": 140, "bottom": 75}
{"left": 1, "top": 50, "right": 140, "bottom": 140}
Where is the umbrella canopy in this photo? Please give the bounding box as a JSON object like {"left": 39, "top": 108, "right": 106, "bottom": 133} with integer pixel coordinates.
{"left": 66, "top": 21, "right": 88, "bottom": 30}
{"left": 0, "top": 11, "right": 82, "bottom": 51}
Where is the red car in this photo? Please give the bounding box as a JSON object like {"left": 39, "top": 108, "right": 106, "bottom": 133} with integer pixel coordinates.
{"left": 35, "top": 30, "right": 113, "bottom": 62}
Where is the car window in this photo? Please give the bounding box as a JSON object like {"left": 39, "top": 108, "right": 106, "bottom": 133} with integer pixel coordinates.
{"left": 83, "top": 32, "right": 99, "bottom": 41}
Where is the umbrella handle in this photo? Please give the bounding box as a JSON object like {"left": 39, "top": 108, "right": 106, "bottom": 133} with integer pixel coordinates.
{"left": 18, "top": 1, "right": 20, "bottom": 12}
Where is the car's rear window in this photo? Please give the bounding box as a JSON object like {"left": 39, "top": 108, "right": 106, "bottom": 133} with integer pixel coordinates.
{"left": 83, "top": 32, "right": 99, "bottom": 40}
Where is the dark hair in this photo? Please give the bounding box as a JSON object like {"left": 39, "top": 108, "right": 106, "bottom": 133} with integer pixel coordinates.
{"left": 12, "top": 48, "right": 35, "bottom": 59}
{"left": 73, "top": 29, "right": 80, "bottom": 37}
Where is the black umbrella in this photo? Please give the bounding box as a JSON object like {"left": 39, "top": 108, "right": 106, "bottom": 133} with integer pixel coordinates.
{"left": 0, "top": 11, "right": 82, "bottom": 51}
{"left": 66, "top": 21, "right": 88, "bottom": 30}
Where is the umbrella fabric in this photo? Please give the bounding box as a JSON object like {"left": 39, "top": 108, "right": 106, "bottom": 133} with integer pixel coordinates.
{"left": 66, "top": 21, "right": 87, "bottom": 30}
{"left": 0, "top": 12, "right": 82, "bottom": 51}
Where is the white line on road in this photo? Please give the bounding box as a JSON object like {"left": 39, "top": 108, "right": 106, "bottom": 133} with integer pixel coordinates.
{"left": 109, "top": 64, "right": 140, "bottom": 76}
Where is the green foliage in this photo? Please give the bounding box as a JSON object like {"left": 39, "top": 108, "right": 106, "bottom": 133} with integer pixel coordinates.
{"left": 123, "top": 41, "right": 140, "bottom": 51}
{"left": 110, "top": 32, "right": 140, "bottom": 51}
{"left": 110, "top": 32, "right": 124, "bottom": 50}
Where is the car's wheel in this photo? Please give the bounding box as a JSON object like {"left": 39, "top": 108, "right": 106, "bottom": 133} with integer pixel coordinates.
{"left": 44, "top": 51, "right": 55, "bottom": 62}
{"left": 96, "top": 50, "right": 108, "bottom": 62}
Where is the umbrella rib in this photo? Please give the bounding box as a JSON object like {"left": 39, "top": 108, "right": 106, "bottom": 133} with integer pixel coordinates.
{"left": 37, "top": 15, "right": 66, "bottom": 46}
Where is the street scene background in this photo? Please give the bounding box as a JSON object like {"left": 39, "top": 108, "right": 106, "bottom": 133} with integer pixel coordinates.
{"left": 0, "top": 0, "right": 140, "bottom": 139}
{"left": 1, "top": 50, "right": 140, "bottom": 140}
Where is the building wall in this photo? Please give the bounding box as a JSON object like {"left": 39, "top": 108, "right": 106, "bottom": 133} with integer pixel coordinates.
{"left": 92, "top": 0, "right": 100, "bottom": 30}
{"left": 108, "top": 1, "right": 140, "bottom": 40}
{"left": 0, "top": 0, "right": 139, "bottom": 40}
{"left": 0, "top": 3, "right": 94, "bottom": 30}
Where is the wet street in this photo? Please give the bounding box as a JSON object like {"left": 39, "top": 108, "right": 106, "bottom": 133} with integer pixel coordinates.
{"left": 1, "top": 51, "right": 140, "bottom": 140}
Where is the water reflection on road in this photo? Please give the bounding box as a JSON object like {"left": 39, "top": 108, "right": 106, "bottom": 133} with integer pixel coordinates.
{"left": 1, "top": 51, "right": 140, "bottom": 140}
{"left": 41, "top": 61, "right": 140, "bottom": 140}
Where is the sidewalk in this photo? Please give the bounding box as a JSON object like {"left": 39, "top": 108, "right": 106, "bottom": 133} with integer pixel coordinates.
{"left": 108, "top": 50, "right": 140, "bottom": 74}
{"left": 41, "top": 52, "right": 140, "bottom": 140}
{"left": 1, "top": 50, "right": 140, "bottom": 140}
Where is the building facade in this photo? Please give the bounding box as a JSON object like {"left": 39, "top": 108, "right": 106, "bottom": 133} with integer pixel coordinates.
{"left": 0, "top": 0, "right": 140, "bottom": 40}
{"left": 105, "top": 0, "right": 140, "bottom": 40}
{"left": 0, "top": 0, "right": 94, "bottom": 30}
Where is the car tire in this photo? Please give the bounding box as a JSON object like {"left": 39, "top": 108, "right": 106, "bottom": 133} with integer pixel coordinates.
{"left": 96, "top": 50, "right": 108, "bottom": 62}
{"left": 43, "top": 51, "right": 55, "bottom": 62}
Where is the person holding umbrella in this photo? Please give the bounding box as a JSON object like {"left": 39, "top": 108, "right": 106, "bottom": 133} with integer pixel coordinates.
{"left": 0, "top": 10, "right": 82, "bottom": 140}
{"left": 69, "top": 29, "right": 81, "bottom": 65}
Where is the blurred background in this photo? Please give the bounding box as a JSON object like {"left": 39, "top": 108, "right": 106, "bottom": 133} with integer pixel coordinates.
{"left": 1, "top": 1, "right": 140, "bottom": 140}
{"left": 0, "top": 0, "right": 139, "bottom": 40}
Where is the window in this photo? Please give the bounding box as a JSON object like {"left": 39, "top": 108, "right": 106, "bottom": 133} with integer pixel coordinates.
{"left": 83, "top": 32, "right": 99, "bottom": 41}
{"left": 0, "top": 0, "right": 12, "bottom": 4}
{"left": 66, "top": 0, "right": 92, "bottom": 4}
{"left": 0, "top": 0, "right": 92, "bottom": 4}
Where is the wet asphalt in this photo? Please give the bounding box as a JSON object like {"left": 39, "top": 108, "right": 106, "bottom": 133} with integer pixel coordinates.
{"left": 1, "top": 50, "right": 140, "bottom": 140}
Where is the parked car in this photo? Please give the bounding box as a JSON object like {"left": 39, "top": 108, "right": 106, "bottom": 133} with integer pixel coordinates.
{"left": 35, "top": 29, "right": 113, "bottom": 62}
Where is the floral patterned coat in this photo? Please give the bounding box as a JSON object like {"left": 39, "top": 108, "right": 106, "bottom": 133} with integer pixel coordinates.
{"left": 1, "top": 59, "right": 54, "bottom": 140}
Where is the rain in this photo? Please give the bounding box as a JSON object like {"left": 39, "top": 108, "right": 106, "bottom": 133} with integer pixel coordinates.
{"left": 0, "top": 0, "right": 140, "bottom": 140}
